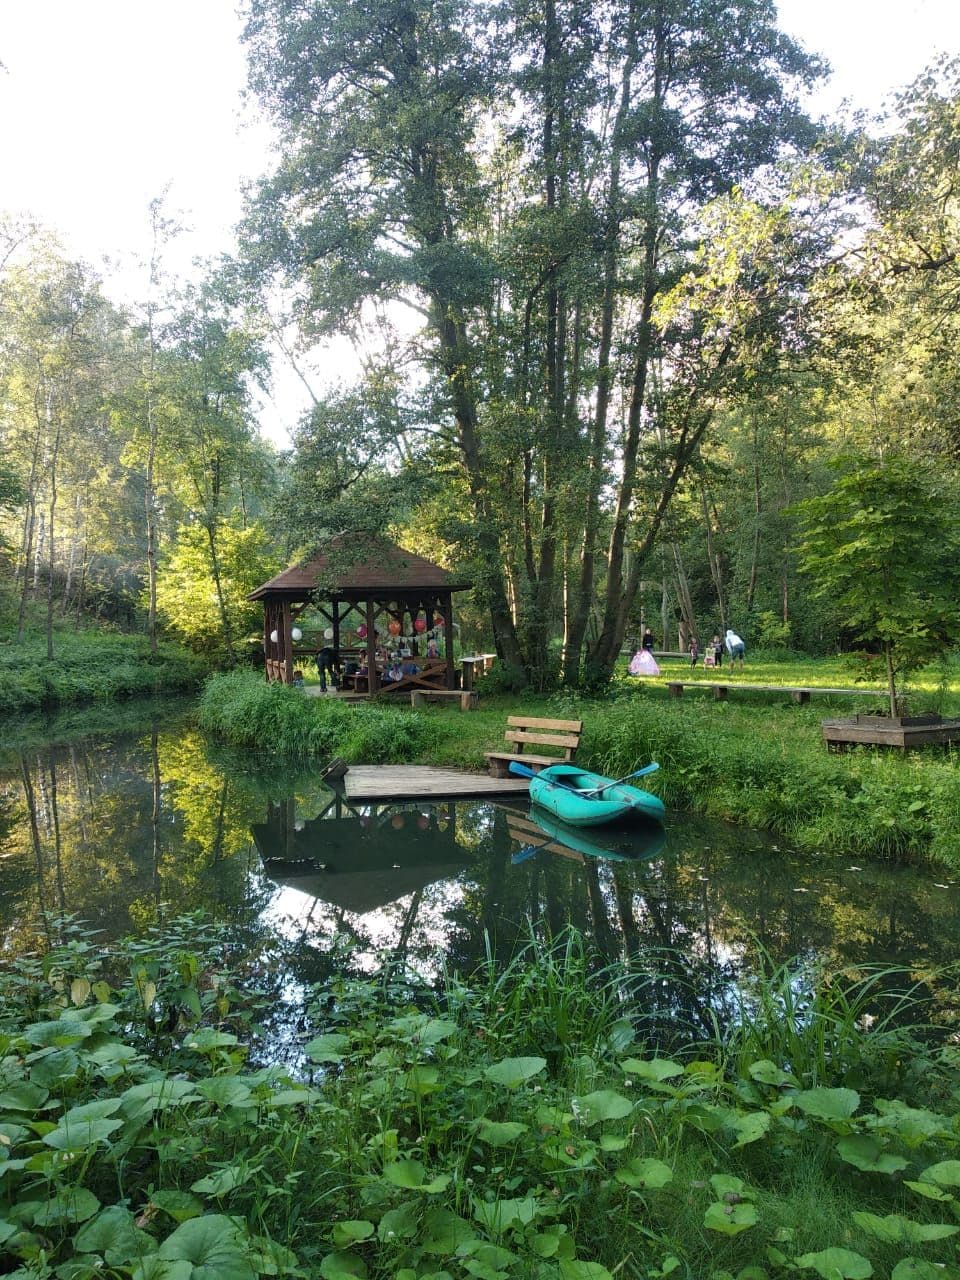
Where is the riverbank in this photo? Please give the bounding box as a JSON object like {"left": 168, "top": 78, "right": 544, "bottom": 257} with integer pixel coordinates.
{"left": 199, "top": 667, "right": 960, "bottom": 867}
{"left": 2, "top": 916, "right": 957, "bottom": 1280}
{"left": 0, "top": 628, "right": 211, "bottom": 715}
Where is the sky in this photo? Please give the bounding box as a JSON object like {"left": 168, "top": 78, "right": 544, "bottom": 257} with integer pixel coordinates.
{"left": 2, "top": 0, "right": 959, "bottom": 442}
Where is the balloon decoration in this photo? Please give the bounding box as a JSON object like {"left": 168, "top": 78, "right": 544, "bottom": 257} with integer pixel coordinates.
{"left": 434, "top": 616, "right": 445, "bottom": 628}
{"left": 269, "top": 629, "right": 279, "bottom": 643}
{"left": 388, "top": 620, "right": 401, "bottom": 636}
{"left": 414, "top": 618, "right": 427, "bottom": 633}
{"left": 356, "top": 624, "right": 368, "bottom": 639}
{"left": 291, "top": 627, "right": 303, "bottom": 642}
{"left": 323, "top": 628, "right": 334, "bottom": 640}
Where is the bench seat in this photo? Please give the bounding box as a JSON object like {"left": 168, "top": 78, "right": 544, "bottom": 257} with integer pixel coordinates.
{"left": 485, "top": 715, "right": 583, "bottom": 778}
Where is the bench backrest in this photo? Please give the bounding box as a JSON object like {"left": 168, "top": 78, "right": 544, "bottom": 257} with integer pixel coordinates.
{"left": 503, "top": 715, "right": 582, "bottom": 760}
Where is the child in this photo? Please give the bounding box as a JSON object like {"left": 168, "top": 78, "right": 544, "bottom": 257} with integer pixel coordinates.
{"left": 689, "top": 637, "right": 699, "bottom": 667}
{"left": 292, "top": 669, "right": 304, "bottom": 688}
{"left": 711, "top": 634, "right": 723, "bottom": 669}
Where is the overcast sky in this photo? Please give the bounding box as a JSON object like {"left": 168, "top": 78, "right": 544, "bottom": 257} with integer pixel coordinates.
{"left": 2, "top": 0, "right": 958, "bottom": 440}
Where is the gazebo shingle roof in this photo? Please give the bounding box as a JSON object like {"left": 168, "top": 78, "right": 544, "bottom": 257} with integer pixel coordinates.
{"left": 248, "top": 535, "right": 471, "bottom": 600}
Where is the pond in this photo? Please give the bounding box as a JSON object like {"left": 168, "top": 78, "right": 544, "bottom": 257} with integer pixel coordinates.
{"left": 2, "top": 698, "right": 958, "bottom": 1041}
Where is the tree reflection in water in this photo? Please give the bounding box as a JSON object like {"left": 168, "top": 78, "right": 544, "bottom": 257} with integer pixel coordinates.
{"left": 1, "top": 701, "right": 959, "bottom": 1050}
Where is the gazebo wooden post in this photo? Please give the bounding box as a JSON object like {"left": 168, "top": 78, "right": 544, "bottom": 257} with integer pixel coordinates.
{"left": 442, "top": 592, "right": 455, "bottom": 690}
{"left": 281, "top": 600, "right": 294, "bottom": 685}
{"left": 332, "top": 599, "right": 341, "bottom": 665}
{"left": 365, "top": 598, "right": 378, "bottom": 692}
{"left": 263, "top": 602, "right": 272, "bottom": 682}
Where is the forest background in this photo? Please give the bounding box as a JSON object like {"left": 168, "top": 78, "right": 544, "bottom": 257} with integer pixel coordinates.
{"left": 2, "top": 0, "right": 960, "bottom": 692}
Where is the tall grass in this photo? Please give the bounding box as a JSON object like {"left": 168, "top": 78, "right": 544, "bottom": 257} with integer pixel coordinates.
{"left": 197, "top": 668, "right": 448, "bottom": 761}
{"left": 0, "top": 629, "right": 209, "bottom": 714}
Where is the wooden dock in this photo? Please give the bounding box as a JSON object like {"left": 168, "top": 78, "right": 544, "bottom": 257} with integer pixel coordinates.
{"left": 343, "top": 765, "right": 530, "bottom": 801}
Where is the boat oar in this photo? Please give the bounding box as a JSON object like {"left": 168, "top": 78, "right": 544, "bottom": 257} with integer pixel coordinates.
{"left": 508, "top": 760, "right": 659, "bottom": 796}
{"left": 511, "top": 844, "right": 540, "bottom": 864}
{"left": 581, "top": 763, "right": 659, "bottom": 797}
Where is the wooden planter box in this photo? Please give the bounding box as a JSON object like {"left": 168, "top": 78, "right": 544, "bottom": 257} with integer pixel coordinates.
{"left": 821, "top": 713, "right": 960, "bottom": 751}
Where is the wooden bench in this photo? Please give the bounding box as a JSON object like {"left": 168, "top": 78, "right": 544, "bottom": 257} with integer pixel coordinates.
{"left": 410, "top": 689, "right": 478, "bottom": 710}
{"left": 485, "top": 715, "right": 583, "bottom": 778}
{"left": 665, "top": 680, "right": 881, "bottom": 704}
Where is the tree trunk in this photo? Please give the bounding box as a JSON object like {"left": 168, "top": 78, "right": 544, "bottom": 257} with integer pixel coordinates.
{"left": 46, "top": 421, "right": 62, "bottom": 662}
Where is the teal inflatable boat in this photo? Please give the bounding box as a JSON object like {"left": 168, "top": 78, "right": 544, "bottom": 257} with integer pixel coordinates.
{"left": 513, "top": 761, "right": 665, "bottom": 827}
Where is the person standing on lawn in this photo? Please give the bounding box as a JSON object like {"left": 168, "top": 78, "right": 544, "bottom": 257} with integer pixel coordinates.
{"left": 725, "top": 629, "right": 745, "bottom": 669}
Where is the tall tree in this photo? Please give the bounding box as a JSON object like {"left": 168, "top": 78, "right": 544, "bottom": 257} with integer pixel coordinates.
{"left": 241, "top": 0, "right": 825, "bottom": 684}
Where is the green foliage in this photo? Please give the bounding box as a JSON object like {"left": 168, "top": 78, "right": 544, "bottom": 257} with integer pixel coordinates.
{"left": 197, "top": 670, "right": 443, "bottom": 762}
{"left": 3, "top": 921, "right": 960, "bottom": 1279}
{"left": 792, "top": 456, "right": 960, "bottom": 713}
{"left": 0, "top": 629, "right": 209, "bottom": 715}
{"left": 155, "top": 520, "right": 279, "bottom": 654}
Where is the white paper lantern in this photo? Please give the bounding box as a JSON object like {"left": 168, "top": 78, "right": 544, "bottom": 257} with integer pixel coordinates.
{"left": 270, "top": 629, "right": 279, "bottom": 643}
{"left": 323, "top": 627, "right": 334, "bottom": 640}
{"left": 291, "top": 627, "right": 303, "bottom": 642}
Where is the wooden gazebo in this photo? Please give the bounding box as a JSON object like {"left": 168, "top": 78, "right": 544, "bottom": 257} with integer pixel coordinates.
{"left": 247, "top": 535, "right": 471, "bottom": 692}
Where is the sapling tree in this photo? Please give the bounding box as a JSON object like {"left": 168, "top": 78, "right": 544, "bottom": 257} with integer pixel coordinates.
{"left": 792, "top": 456, "right": 960, "bottom": 716}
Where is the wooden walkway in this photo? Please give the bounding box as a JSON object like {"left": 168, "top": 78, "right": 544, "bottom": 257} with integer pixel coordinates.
{"left": 665, "top": 680, "right": 881, "bottom": 704}
{"left": 343, "top": 765, "right": 530, "bottom": 801}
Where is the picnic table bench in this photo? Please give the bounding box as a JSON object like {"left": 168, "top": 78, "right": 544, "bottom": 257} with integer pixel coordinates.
{"left": 410, "top": 688, "right": 478, "bottom": 710}
{"left": 664, "top": 680, "right": 881, "bottom": 704}
{"left": 485, "top": 715, "right": 583, "bottom": 778}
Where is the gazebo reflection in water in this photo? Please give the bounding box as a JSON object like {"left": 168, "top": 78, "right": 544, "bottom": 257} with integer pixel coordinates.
{"left": 251, "top": 791, "right": 471, "bottom": 919}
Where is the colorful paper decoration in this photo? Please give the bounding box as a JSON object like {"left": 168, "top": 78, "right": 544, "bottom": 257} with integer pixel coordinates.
{"left": 356, "top": 624, "right": 368, "bottom": 639}
{"left": 388, "top": 620, "right": 401, "bottom": 636}
{"left": 291, "top": 627, "right": 303, "bottom": 641}
{"left": 414, "top": 618, "right": 427, "bottom": 633}
{"left": 323, "top": 628, "right": 334, "bottom": 640}
{"left": 269, "top": 629, "right": 279, "bottom": 643}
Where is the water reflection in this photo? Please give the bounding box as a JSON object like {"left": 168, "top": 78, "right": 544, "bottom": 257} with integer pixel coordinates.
{"left": 1, "top": 705, "right": 958, "bottom": 1024}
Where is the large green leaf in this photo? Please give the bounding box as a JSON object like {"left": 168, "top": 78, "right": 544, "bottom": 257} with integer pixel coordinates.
{"left": 190, "top": 1165, "right": 257, "bottom": 1197}
{"left": 851, "top": 1212, "right": 958, "bottom": 1244}
{"left": 0, "top": 1081, "right": 50, "bottom": 1111}
{"left": 572, "top": 1090, "right": 633, "bottom": 1125}
{"left": 472, "top": 1197, "right": 540, "bottom": 1235}
{"left": 559, "top": 1262, "right": 614, "bottom": 1279}
{"left": 318, "top": 1251, "right": 368, "bottom": 1278}
{"left": 23, "top": 1019, "right": 93, "bottom": 1048}
{"left": 615, "top": 1158, "right": 673, "bottom": 1190}
{"left": 731, "top": 1111, "right": 772, "bottom": 1148}
{"left": 27, "top": 1187, "right": 100, "bottom": 1227}
{"left": 793, "top": 1089, "right": 860, "bottom": 1123}
{"left": 835, "top": 1135, "right": 907, "bottom": 1174}
{"left": 477, "top": 1120, "right": 528, "bottom": 1146}
{"left": 377, "top": 1202, "right": 420, "bottom": 1242}
{"left": 619, "top": 1058, "right": 683, "bottom": 1083}
{"left": 149, "top": 1190, "right": 204, "bottom": 1223}
{"left": 182, "top": 1030, "right": 239, "bottom": 1052}
{"left": 420, "top": 1208, "right": 474, "bottom": 1255}
{"left": 43, "top": 1114, "right": 124, "bottom": 1152}
{"left": 383, "top": 1160, "right": 450, "bottom": 1193}
{"left": 131, "top": 1259, "right": 193, "bottom": 1280}
{"left": 303, "top": 1034, "right": 351, "bottom": 1064}
{"left": 74, "top": 1205, "right": 157, "bottom": 1266}
{"left": 704, "top": 1201, "right": 757, "bottom": 1235}
{"left": 331, "top": 1221, "right": 374, "bottom": 1247}
{"left": 484, "top": 1057, "right": 547, "bottom": 1088}
{"left": 748, "top": 1060, "right": 796, "bottom": 1087}
{"left": 194, "top": 1079, "right": 253, "bottom": 1109}
{"left": 387, "top": 1015, "right": 457, "bottom": 1046}
{"left": 795, "top": 1248, "right": 873, "bottom": 1279}
{"left": 891, "top": 1261, "right": 946, "bottom": 1280}
{"left": 919, "top": 1160, "right": 960, "bottom": 1188}
{"left": 157, "top": 1214, "right": 257, "bottom": 1280}
{"left": 30, "top": 1048, "right": 81, "bottom": 1086}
